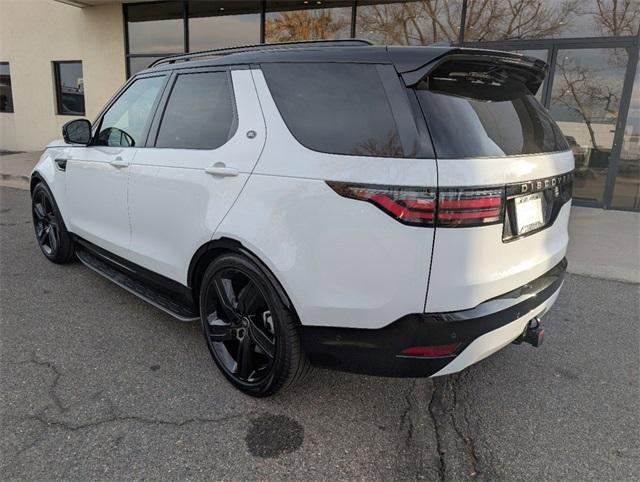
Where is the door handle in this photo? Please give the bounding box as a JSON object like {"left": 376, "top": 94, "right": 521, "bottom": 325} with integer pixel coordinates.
{"left": 110, "top": 157, "right": 129, "bottom": 168}
{"left": 205, "top": 163, "right": 239, "bottom": 177}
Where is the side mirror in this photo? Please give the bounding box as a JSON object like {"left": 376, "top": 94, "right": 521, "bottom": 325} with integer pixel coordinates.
{"left": 62, "top": 119, "right": 92, "bottom": 145}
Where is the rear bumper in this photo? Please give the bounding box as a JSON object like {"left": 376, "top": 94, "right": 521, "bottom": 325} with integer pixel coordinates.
{"left": 300, "top": 258, "right": 567, "bottom": 377}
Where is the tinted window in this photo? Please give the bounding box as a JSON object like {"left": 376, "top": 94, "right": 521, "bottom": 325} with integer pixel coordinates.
{"left": 54, "top": 61, "right": 84, "bottom": 115}
{"left": 262, "top": 63, "right": 416, "bottom": 157}
{"left": 156, "top": 72, "right": 235, "bottom": 150}
{"left": 97, "top": 76, "right": 165, "bottom": 147}
{"left": 188, "top": 1, "right": 261, "bottom": 51}
{"left": 127, "top": 2, "right": 184, "bottom": 54}
{"left": 416, "top": 84, "right": 568, "bottom": 159}
{"left": 0, "top": 62, "right": 14, "bottom": 113}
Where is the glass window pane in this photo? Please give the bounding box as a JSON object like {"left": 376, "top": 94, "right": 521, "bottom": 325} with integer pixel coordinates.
{"left": 416, "top": 87, "right": 567, "bottom": 158}
{"left": 189, "top": 1, "right": 261, "bottom": 51}
{"left": 463, "top": 0, "right": 640, "bottom": 41}
{"left": 262, "top": 63, "right": 407, "bottom": 157}
{"left": 128, "top": 56, "right": 172, "bottom": 77}
{"left": 97, "top": 76, "right": 165, "bottom": 148}
{"left": 54, "top": 61, "right": 84, "bottom": 115}
{"left": 613, "top": 60, "right": 640, "bottom": 210}
{"left": 156, "top": 72, "right": 236, "bottom": 149}
{"left": 549, "top": 48, "right": 628, "bottom": 204}
{"left": 0, "top": 62, "right": 14, "bottom": 113}
{"left": 127, "top": 2, "right": 184, "bottom": 54}
{"left": 356, "top": 0, "right": 462, "bottom": 44}
{"left": 265, "top": 1, "right": 353, "bottom": 42}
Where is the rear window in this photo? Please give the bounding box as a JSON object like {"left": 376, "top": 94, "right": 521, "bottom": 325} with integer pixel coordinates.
{"left": 261, "top": 62, "right": 428, "bottom": 158}
{"left": 415, "top": 65, "right": 568, "bottom": 159}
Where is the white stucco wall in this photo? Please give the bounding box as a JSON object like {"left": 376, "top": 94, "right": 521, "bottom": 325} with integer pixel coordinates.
{"left": 0, "top": 0, "right": 126, "bottom": 151}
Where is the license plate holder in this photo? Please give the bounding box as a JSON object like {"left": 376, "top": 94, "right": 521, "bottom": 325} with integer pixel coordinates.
{"left": 514, "top": 192, "right": 545, "bottom": 235}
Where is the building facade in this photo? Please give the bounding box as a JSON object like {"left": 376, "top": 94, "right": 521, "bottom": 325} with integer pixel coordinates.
{"left": 0, "top": 0, "right": 638, "bottom": 211}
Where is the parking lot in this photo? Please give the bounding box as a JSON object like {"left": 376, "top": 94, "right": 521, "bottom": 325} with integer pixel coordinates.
{"left": 1, "top": 185, "right": 638, "bottom": 480}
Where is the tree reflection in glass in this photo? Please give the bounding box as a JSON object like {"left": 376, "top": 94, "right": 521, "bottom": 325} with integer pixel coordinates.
{"left": 550, "top": 48, "right": 628, "bottom": 203}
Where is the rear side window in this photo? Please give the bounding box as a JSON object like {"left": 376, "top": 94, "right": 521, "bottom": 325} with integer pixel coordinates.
{"left": 156, "top": 71, "right": 235, "bottom": 149}
{"left": 262, "top": 63, "right": 426, "bottom": 158}
{"left": 415, "top": 65, "right": 568, "bottom": 159}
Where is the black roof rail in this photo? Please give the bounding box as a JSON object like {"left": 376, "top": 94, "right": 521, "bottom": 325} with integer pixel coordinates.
{"left": 149, "top": 39, "right": 375, "bottom": 68}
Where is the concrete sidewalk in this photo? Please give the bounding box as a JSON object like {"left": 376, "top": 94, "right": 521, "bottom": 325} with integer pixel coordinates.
{"left": 1, "top": 151, "right": 638, "bottom": 283}
{"left": 0, "top": 150, "right": 41, "bottom": 190}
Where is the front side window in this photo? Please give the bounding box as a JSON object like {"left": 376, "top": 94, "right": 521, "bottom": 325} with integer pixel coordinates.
{"left": 262, "top": 62, "right": 419, "bottom": 158}
{"left": 96, "top": 76, "right": 165, "bottom": 147}
{"left": 54, "top": 61, "right": 85, "bottom": 116}
{"left": 0, "top": 62, "right": 14, "bottom": 113}
{"left": 155, "top": 71, "right": 236, "bottom": 150}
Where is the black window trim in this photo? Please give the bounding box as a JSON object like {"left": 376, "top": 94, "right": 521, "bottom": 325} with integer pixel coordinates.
{"left": 0, "top": 61, "right": 14, "bottom": 114}
{"left": 53, "top": 60, "right": 85, "bottom": 116}
{"left": 147, "top": 65, "right": 239, "bottom": 150}
{"left": 90, "top": 72, "right": 170, "bottom": 148}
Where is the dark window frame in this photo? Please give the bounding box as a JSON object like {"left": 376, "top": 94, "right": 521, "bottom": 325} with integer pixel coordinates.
{"left": 53, "top": 60, "right": 85, "bottom": 116}
{"left": 0, "top": 61, "right": 14, "bottom": 113}
{"left": 150, "top": 66, "right": 239, "bottom": 150}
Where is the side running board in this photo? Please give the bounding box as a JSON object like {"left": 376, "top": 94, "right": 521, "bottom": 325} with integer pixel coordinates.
{"left": 76, "top": 248, "right": 199, "bottom": 322}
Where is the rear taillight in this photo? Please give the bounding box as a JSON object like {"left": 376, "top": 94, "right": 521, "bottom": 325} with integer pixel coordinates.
{"left": 326, "top": 182, "right": 504, "bottom": 228}
{"left": 438, "top": 188, "right": 504, "bottom": 227}
{"left": 326, "top": 182, "right": 436, "bottom": 227}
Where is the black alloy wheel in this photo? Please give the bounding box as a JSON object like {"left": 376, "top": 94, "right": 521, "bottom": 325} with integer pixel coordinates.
{"left": 205, "top": 267, "right": 276, "bottom": 383}
{"left": 199, "top": 253, "right": 311, "bottom": 396}
{"left": 31, "top": 183, "right": 74, "bottom": 264}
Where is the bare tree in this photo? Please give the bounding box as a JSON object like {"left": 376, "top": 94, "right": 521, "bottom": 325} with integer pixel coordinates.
{"left": 356, "top": 1, "right": 461, "bottom": 44}
{"left": 464, "top": 0, "right": 581, "bottom": 41}
{"left": 590, "top": 0, "right": 640, "bottom": 36}
{"left": 356, "top": 0, "right": 581, "bottom": 44}
{"left": 553, "top": 58, "right": 621, "bottom": 150}
{"left": 265, "top": 9, "right": 350, "bottom": 42}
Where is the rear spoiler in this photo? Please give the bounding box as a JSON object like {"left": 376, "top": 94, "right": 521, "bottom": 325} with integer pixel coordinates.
{"left": 387, "top": 46, "right": 548, "bottom": 96}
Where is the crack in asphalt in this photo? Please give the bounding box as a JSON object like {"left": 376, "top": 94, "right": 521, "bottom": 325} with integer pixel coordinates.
{"left": 394, "top": 374, "right": 498, "bottom": 481}
{"left": 450, "top": 374, "right": 481, "bottom": 478}
{"left": 427, "top": 379, "right": 447, "bottom": 481}
{"left": 3, "top": 353, "right": 248, "bottom": 469}
{"left": 396, "top": 379, "right": 423, "bottom": 478}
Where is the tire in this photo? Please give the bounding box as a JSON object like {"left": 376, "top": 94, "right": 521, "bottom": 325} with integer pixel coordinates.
{"left": 31, "top": 182, "right": 75, "bottom": 264}
{"left": 199, "top": 253, "right": 311, "bottom": 397}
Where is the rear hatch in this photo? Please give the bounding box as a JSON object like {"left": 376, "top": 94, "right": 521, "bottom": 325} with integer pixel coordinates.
{"left": 394, "top": 48, "right": 574, "bottom": 312}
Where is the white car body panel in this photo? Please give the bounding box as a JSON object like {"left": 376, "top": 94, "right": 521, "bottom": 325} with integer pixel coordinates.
{"left": 64, "top": 145, "right": 135, "bottom": 259}
{"left": 214, "top": 69, "right": 437, "bottom": 328}
{"left": 426, "top": 201, "right": 571, "bottom": 312}
{"left": 427, "top": 151, "right": 573, "bottom": 312}
{"left": 127, "top": 70, "right": 266, "bottom": 283}
{"left": 215, "top": 174, "right": 433, "bottom": 328}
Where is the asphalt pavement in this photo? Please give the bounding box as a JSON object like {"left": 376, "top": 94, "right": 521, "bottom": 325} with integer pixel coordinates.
{"left": 1, "top": 186, "right": 638, "bottom": 481}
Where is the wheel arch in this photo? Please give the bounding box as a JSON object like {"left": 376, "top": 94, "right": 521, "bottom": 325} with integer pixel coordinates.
{"left": 188, "top": 237, "right": 294, "bottom": 312}
{"left": 30, "top": 171, "right": 45, "bottom": 194}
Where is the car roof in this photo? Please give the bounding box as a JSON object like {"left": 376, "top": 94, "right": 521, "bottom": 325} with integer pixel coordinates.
{"left": 138, "top": 41, "right": 456, "bottom": 76}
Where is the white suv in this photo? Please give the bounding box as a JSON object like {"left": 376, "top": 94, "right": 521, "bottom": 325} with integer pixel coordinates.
{"left": 31, "top": 40, "right": 573, "bottom": 397}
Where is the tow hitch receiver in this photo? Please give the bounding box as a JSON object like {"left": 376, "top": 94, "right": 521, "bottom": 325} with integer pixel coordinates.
{"left": 513, "top": 317, "right": 544, "bottom": 347}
